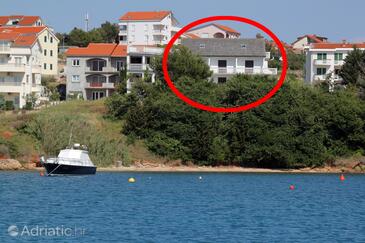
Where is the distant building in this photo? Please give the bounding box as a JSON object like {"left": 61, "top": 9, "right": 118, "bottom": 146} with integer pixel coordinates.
{"left": 182, "top": 38, "right": 277, "bottom": 83}
{"left": 0, "top": 30, "right": 43, "bottom": 108}
{"left": 0, "top": 26, "right": 59, "bottom": 76}
{"left": 292, "top": 34, "right": 328, "bottom": 51}
{"left": 0, "top": 15, "right": 44, "bottom": 27}
{"left": 305, "top": 42, "right": 365, "bottom": 84}
{"left": 65, "top": 43, "right": 127, "bottom": 100}
{"left": 187, "top": 23, "right": 241, "bottom": 39}
{"left": 118, "top": 11, "right": 181, "bottom": 45}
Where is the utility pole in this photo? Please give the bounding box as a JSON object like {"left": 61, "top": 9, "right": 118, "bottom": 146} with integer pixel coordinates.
{"left": 85, "top": 12, "right": 89, "bottom": 32}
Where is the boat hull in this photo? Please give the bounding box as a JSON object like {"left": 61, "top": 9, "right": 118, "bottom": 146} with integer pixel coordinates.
{"left": 42, "top": 163, "right": 96, "bottom": 175}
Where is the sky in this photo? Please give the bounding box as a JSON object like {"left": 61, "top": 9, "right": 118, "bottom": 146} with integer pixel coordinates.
{"left": 2, "top": 0, "right": 364, "bottom": 43}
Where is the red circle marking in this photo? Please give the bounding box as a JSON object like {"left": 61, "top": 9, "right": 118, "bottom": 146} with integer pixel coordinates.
{"left": 162, "top": 16, "right": 288, "bottom": 113}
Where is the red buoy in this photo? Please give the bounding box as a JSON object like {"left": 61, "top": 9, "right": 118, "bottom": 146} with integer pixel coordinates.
{"left": 340, "top": 174, "right": 345, "bottom": 181}
{"left": 289, "top": 185, "right": 295, "bottom": 190}
{"left": 40, "top": 172, "right": 44, "bottom": 177}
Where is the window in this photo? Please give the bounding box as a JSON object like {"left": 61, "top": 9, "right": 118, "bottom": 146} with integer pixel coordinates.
{"left": 316, "top": 68, "right": 327, "bottom": 75}
{"left": 146, "top": 57, "right": 151, "bottom": 65}
{"left": 240, "top": 44, "right": 246, "bottom": 49}
{"left": 245, "top": 60, "right": 254, "bottom": 68}
{"left": 218, "top": 77, "right": 227, "bottom": 83}
{"left": 317, "top": 53, "right": 327, "bottom": 60}
{"left": 116, "top": 61, "right": 123, "bottom": 71}
{"left": 72, "top": 59, "right": 80, "bottom": 66}
{"left": 335, "top": 53, "right": 343, "bottom": 61}
{"left": 120, "top": 25, "right": 127, "bottom": 31}
{"left": 44, "top": 49, "right": 47, "bottom": 56}
{"left": 90, "top": 59, "right": 106, "bottom": 71}
{"left": 199, "top": 44, "right": 205, "bottom": 49}
{"left": 15, "top": 57, "right": 22, "bottom": 65}
{"left": 131, "top": 24, "right": 135, "bottom": 32}
{"left": 144, "top": 35, "right": 149, "bottom": 42}
{"left": 144, "top": 24, "right": 148, "bottom": 32}
{"left": 43, "top": 63, "right": 47, "bottom": 70}
{"left": 71, "top": 75, "right": 80, "bottom": 82}
{"left": 50, "top": 64, "right": 53, "bottom": 70}
{"left": 50, "top": 50, "right": 53, "bottom": 56}
{"left": 50, "top": 37, "right": 53, "bottom": 43}
{"left": 44, "top": 36, "right": 47, "bottom": 42}
{"left": 218, "top": 60, "right": 227, "bottom": 68}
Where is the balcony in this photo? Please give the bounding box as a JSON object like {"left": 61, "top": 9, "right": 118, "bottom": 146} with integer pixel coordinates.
{"left": 0, "top": 81, "right": 23, "bottom": 93}
{"left": 85, "top": 66, "right": 118, "bottom": 73}
{"left": 314, "top": 59, "right": 332, "bottom": 65}
{"left": 334, "top": 60, "right": 344, "bottom": 66}
{"left": 314, "top": 75, "right": 326, "bottom": 81}
{"left": 128, "top": 64, "right": 149, "bottom": 71}
{"left": 0, "top": 64, "right": 26, "bottom": 72}
{"left": 128, "top": 46, "right": 163, "bottom": 55}
{"left": 86, "top": 82, "right": 115, "bottom": 89}
{"left": 0, "top": 46, "right": 11, "bottom": 54}
{"left": 153, "top": 29, "right": 164, "bottom": 35}
{"left": 211, "top": 66, "right": 277, "bottom": 75}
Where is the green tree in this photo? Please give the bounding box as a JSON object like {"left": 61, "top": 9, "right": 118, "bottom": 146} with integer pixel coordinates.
{"left": 100, "top": 21, "right": 119, "bottom": 43}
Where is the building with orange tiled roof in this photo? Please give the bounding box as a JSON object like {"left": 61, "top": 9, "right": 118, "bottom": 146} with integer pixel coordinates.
{"left": 65, "top": 43, "right": 164, "bottom": 99}
{"left": 0, "top": 15, "right": 43, "bottom": 27}
{"left": 118, "top": 10, "right": 181, "bottom": 45}
{"left": 187, "top": 23, "right": 241, "bottom": 39}
{"left": 0, "top": 25, "right": 59, "bottom": 76}
{"left": 292, "top": 34, "right": 328, "bottom": 51}
{"left": 0, "top": 28, "right": 43, "bottom": 108}
{"left": 304, "top": 41, "right": 365, "bottom": 84}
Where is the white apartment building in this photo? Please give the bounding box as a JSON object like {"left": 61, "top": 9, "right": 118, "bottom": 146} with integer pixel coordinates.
{"left": 182, "top": 38, "right": 277, "bottom": 83}
{"left": 0, "top": 26, "right": 59, "bottom": 76}
{"left": 187, "top": 23, "right": 241, "bottom": 39}
{"left": 126, "top": 45, "right": 163, "bottom": 90}
{"left": 305, "top": 43, "right": 365, "bottom": 84}
{"left": 118, "top": 11, "right": 181, "bottom": 45}
{"left": 0, "top": 30, "right": 42, "bottom": 108}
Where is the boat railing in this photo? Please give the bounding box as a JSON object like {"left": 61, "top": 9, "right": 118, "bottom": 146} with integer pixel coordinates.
{"left": 55, "top": 157, "right": 90, "bottom": 166}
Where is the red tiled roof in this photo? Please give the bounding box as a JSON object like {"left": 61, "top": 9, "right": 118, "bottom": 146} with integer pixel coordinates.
{"left": 292, "top": 34, "right": 327, "bottom": 45}
{"left": 311, "top": 43, "right": 365, "bottom": 49}
{"left": 66, "top": 43, "right": 127, "bottom": 57}
{"left": 184, "top": 33, "right": 200, "bottom": 39}
{"left": 120, "top": 11, "right": 171, "bottom": 21}
{"left": 214, "top": 23, "right": 240, "bottom": 34}
{"left": 0, "top": 15, "right": 41, "bottom": 26}
{"left": 111, "top": 44, "right": 127, "bottom": 57}
{"left": 0, "top": 26, "right": 46, "bottom": 34}
{"left": 0, "top": 29, "right": 38, "bottom": 47}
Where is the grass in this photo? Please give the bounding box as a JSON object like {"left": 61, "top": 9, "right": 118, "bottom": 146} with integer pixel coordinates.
{"left": 0, "top": 100, "right": 167, "bottom": 167}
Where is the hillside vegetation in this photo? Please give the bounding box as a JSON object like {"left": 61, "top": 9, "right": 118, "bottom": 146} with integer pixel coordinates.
{"left": 106, "top": 46, "right": 365, "bottom": 168}
{"left": 0, "top": 101, "right": 166, "bottom": 167}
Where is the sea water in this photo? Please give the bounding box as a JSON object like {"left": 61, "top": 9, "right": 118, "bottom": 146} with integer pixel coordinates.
{"left": 1, "top": 172, "right": 364, "bottom": 242}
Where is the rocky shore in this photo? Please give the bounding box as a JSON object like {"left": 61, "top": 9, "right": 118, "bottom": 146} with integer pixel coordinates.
{"left": 0, "top": 159, "right": 23, "bottom": 170}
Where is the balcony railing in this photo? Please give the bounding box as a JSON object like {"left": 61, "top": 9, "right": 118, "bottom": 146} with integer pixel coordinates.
{"left": 0, "top": 81, "right": 22, "bottom": 86}
{"left": 334, "top": 60, "right": 344, "bottom": 66}
{"left": 128, "top": 46, "right": 163, "bottom": 55}
{"left": 86, "top": 82, "right": 115, "bottom": 89}
{"left": 211, "top": 66, "right": 277, "bottom": 75}
{"left": 314, "top": 59, "right": 332, "bottom": 65}
{"left": 0, "top": 64, "right": 26, "bottom": 72}
{"left": 85, "top": 66, "right": 118, "bottom": 73}
{"left": 128, "top": 64, "right": 152, "bottom": 71}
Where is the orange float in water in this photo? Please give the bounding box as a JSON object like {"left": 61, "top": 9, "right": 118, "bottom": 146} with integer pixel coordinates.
{"left": 340, "top": 174, "right": 345, "bottom": 181}
{"left": 289, "top": 185, "right": 295, "bottom": 190}
{"left": 40, "top": 172, "right": 45, "bottom": 176}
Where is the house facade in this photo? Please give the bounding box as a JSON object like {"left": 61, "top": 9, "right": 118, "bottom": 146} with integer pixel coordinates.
{"left": 65, "top": 43, "right": 127, "bottom": 100}
{"left": 182, "top": 39, "right": 277, "bottom": 83}
{"left": 187, "top": 23, "right": 241, "bottom": 39}
{"left": 118, "top": 11, "right": 180, "bottom": 45}
{"left": 0, "top": 26, "right": 59, "bottom": 76}
{"left": 292, "top": 34, "right": 328, "bottom": 51}
{"left": 0, "top": 30, "right": 43, "bottom": 108}
{"left": 304, "top": 42, "right": 365, "bottom": 84}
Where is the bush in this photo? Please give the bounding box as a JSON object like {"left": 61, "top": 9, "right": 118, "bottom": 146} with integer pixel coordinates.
{"left": 5, "top": 101, "right": 14, "bottom": 110}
